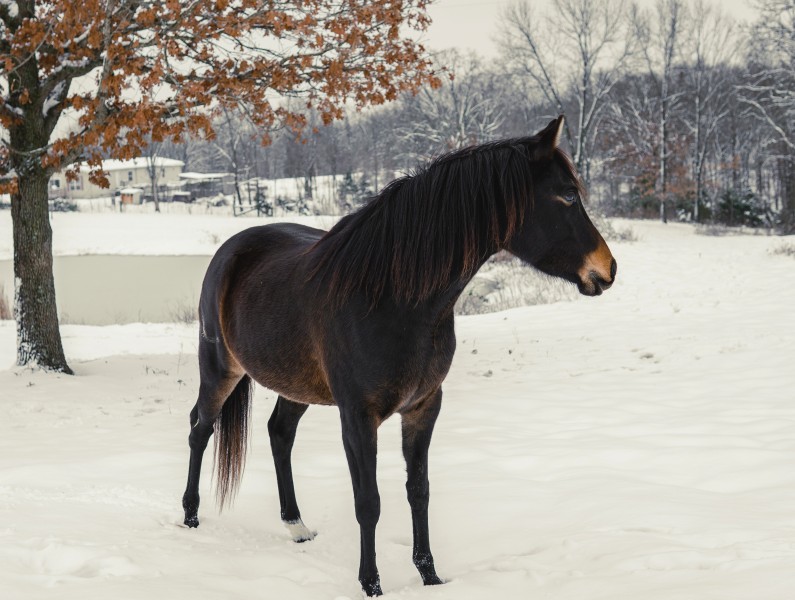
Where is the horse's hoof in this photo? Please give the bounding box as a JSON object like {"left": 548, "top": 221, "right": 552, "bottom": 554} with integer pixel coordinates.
{"left": 422, "top": 573, "right": 445, "bottom": 586}
{"left": 283, "top": 518, "right": 316, "bottom": 543}
{"left": 360, "top": 577, "right": 382, "bottom": 597}
{"left": 184, "top": 514, "right": 199, "bottom": 528}
{"left": 414, "top": 553, "right": 444, "bottom": 585}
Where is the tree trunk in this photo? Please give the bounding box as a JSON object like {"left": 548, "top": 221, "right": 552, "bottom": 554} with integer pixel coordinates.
{"left": 694, "top": 94, "right": 701, "bottom": 223}
{"left": 11, "top": 168, "right": 73, "bottom": 373}
{"left": 152, "top": 177, "right": 160, "bottom": 213}
{"left": 659, "top": 95, "right": 669, "bottom": 224}
{"left": 781, "top": 155, "right": 795, "bottom": 233}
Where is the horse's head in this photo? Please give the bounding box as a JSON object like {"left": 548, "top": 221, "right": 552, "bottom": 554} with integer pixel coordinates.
{"left": 507, "top": 116, "right": 616, "bottom": 296}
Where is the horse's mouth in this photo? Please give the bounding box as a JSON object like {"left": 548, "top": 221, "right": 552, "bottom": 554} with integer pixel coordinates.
{"left": 578, "top": 270, "right": 614, "bottom": 296}
{"left": 578, "top": 280, "right": 603, "bottom": 296}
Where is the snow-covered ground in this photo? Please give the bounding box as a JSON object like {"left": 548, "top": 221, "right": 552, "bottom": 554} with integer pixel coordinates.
{"left": 1, "top": 216, "right": 795, "bottom": 599}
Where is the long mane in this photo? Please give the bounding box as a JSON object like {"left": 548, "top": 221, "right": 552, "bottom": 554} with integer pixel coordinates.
{"left": 308, "top": 137, "right": 560, "bottom": 307}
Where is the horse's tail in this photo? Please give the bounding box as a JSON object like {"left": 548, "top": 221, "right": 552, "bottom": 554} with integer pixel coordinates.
{"left": 213, "top": 375, "right": 253, "bottom": 510}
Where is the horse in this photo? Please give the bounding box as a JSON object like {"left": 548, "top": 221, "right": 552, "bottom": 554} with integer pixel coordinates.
{"left": 181, "top": 115, "right": 616, "bottom": 596}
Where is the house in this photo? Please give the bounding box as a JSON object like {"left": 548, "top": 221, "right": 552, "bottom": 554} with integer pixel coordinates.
{"left": 119, "top": 187, "right": 144, "bottom": 205}
{"left": 49, "top": 157, "right": 185, "bottom": 200}
{"left": 178, "top": 171, "right": 235, "bottom": 198}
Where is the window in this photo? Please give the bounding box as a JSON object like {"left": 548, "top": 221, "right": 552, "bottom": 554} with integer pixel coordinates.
{"left": 128, "top": 171, "right": 134, "bottom": 182}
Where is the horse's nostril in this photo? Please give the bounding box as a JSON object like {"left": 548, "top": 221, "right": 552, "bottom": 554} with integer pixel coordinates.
{"left": 610, "top": 258, "right": 617, "bottom": 280}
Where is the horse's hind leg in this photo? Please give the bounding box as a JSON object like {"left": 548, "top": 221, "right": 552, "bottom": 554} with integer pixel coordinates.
{"left": 182, "top": 341, "right": 243, "bottom": 528}
{"left": 268, "top": 395, "right": 315, "bottom": 542}
{"left": 401, "top": 388, "right": 444, "bottom": 586}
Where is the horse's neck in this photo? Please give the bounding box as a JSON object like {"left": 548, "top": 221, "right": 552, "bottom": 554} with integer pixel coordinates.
{"left": 417, "top": 247, "right": 495, "bottom": 319}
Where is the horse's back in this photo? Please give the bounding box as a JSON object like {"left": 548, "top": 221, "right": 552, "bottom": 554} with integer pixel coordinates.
{"left": 217, "top": 222, "right": 326, "bottom": 257}
{"left": 200, "top": 222, "right": 324, "bottom": 312}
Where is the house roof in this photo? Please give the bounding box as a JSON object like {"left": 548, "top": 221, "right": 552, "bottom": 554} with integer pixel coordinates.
{"left": 102, "top": 157, "right": 185, "bottom": 171}
{"left": 179, "top": 171, "right": 232, "bottom": 181}
{"left": 64, "top": 157, "right": 185, "bottom": 173}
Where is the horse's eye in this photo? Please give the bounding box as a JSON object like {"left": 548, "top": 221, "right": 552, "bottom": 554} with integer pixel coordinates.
{"left": 562, "top": 190, "right": 578, "bottom": 205}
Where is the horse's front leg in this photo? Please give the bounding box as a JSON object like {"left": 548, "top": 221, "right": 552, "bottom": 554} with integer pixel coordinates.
{"left": 400, "top": 388, "right": 444, "bottom": 586}
{"left": 339, "top": 404, "right": 382, "bottom": 596}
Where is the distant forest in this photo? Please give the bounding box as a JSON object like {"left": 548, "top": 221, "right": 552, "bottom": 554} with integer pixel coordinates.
{"left": 151, "top": 0, "right": 795, "bottom": 232}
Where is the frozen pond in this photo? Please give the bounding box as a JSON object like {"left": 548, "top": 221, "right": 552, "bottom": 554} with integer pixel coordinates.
{"left": 0, "top": 255, "right": 211, "bottom": 325}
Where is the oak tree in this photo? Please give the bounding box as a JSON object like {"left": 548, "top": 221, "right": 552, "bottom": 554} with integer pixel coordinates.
{"left": 0, "top": 0, "right": 437, "bottom": 373}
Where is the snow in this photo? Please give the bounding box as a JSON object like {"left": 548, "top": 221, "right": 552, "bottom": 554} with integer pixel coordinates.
{"left": 0, "top": 0, "right": 18, "bottom": 18}
{"left": 1, "top": 216, "right": 795, "bottom": 599}
{"left": 47, "top": 58, "right": 92, "bottom": 77}
{"left": 42, "top": 81, "right": 66, "bottom": 118}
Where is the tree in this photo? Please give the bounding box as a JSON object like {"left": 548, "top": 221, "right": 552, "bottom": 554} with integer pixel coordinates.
{"left": 634, "top": 0, "right": 687, "bottom": 223}
{"left": 354, "top": 106, "right": 400, "bottom": 191}
{"left": 599, "top": 72, "right": 661, "bottom": 216}
{"left": 741, "top": 0, "right": 795, "bottom": 230}
{"left": 0, "top": 0, "right": 437, "bottom": 372}
{"left": 397, "top": 50, "right": 503, "bottom": 161}
{"left": 499, "top": 0, "right": 634, "bottom": 183}
{"left": 682, "top": 0, "right": 737, "bottom": 222}
{"left": 143, "top": 138, "right": 164, "bottom": 212}
{"left": 212, "top": 107, "right": 256, "bottom": 210}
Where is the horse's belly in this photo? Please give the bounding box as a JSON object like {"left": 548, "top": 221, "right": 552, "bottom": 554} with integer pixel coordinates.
{"left": 243, "top": 354, "right": 335, "bottom": 406}
{"left": 233, "top": 335, "right": 334, "bottom": 404}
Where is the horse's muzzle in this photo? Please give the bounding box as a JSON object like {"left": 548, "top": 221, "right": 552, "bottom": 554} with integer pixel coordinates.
{"left": 578, "top": 258, "right": 617, "bottom": 296}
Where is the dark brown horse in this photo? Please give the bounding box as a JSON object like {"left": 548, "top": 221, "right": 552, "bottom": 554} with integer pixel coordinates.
{"left": 182, "top": 116, "right": 616, "bottom": 596}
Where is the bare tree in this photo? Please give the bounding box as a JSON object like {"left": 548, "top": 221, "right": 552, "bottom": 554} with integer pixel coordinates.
{"left": 212, "top": 108, "right": 258, "bottom": 209}
{"left": 143, "top": 139, "right": 163, "bottom": 212}
{"left": 599, "top": 73, "right": 660, "bottom": 215}
{"left": 397, "top": 50, "right": 503, "bottom": 162}
{"left": 683, "top": 0, "right": 738, "bottom": 221}
{"left": 741, "top": 0, "right": 795, "bottom": 230}
{"left": 500, "top": 0, "right": 634, "bottom": 182}
{"left": 634, "top": 0, "right": 688, "bottom": 223}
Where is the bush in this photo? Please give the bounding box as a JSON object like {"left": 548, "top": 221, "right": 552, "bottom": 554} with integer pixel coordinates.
{"left": 591, "top": 214, "right": 638, "bottom": 242}
{"left": 715, "top": 189, "right": 769, "bottom": 227}
{"left": 337, "top": 172, "right": 373, "bottom": 213}
{"left": 770, "top": 242, "right": 795, "bottom": 257}
{"left": 456, "top": 258, "right": 579, "bottom": 315}
{"left": 49, "top": 198, "right": 78, "bottom": 212}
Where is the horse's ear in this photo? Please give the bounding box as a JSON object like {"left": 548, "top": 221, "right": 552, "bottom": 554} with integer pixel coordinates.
{"left": 532, "top": 115, "right": 565, "bottom": 160}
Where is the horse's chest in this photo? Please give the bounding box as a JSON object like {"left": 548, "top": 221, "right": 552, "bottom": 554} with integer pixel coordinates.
{"left": 395, "top": 346, "right": 454, "bottom": 411}
{"left": 393, "top": 339, "right": 451, "bottom": 379}
{"left": 366, "top": 327, "right": 456, "bottom": 416}
{"left": 319, "top": 305, "right": 458, "bottom": 417}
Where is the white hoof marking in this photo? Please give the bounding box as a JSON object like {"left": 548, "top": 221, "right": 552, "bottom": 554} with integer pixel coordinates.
{"left": 283, "top": 518, "right": 316, "bottom": 542}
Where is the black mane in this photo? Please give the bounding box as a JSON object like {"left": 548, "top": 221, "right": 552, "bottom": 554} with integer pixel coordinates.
{"left": 308, "top": 137, "right": 575, "bottom": 306}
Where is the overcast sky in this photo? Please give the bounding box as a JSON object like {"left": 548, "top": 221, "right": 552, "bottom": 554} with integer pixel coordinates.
{"left": 421, "top": 0, "right": 759, "bottom": 58}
